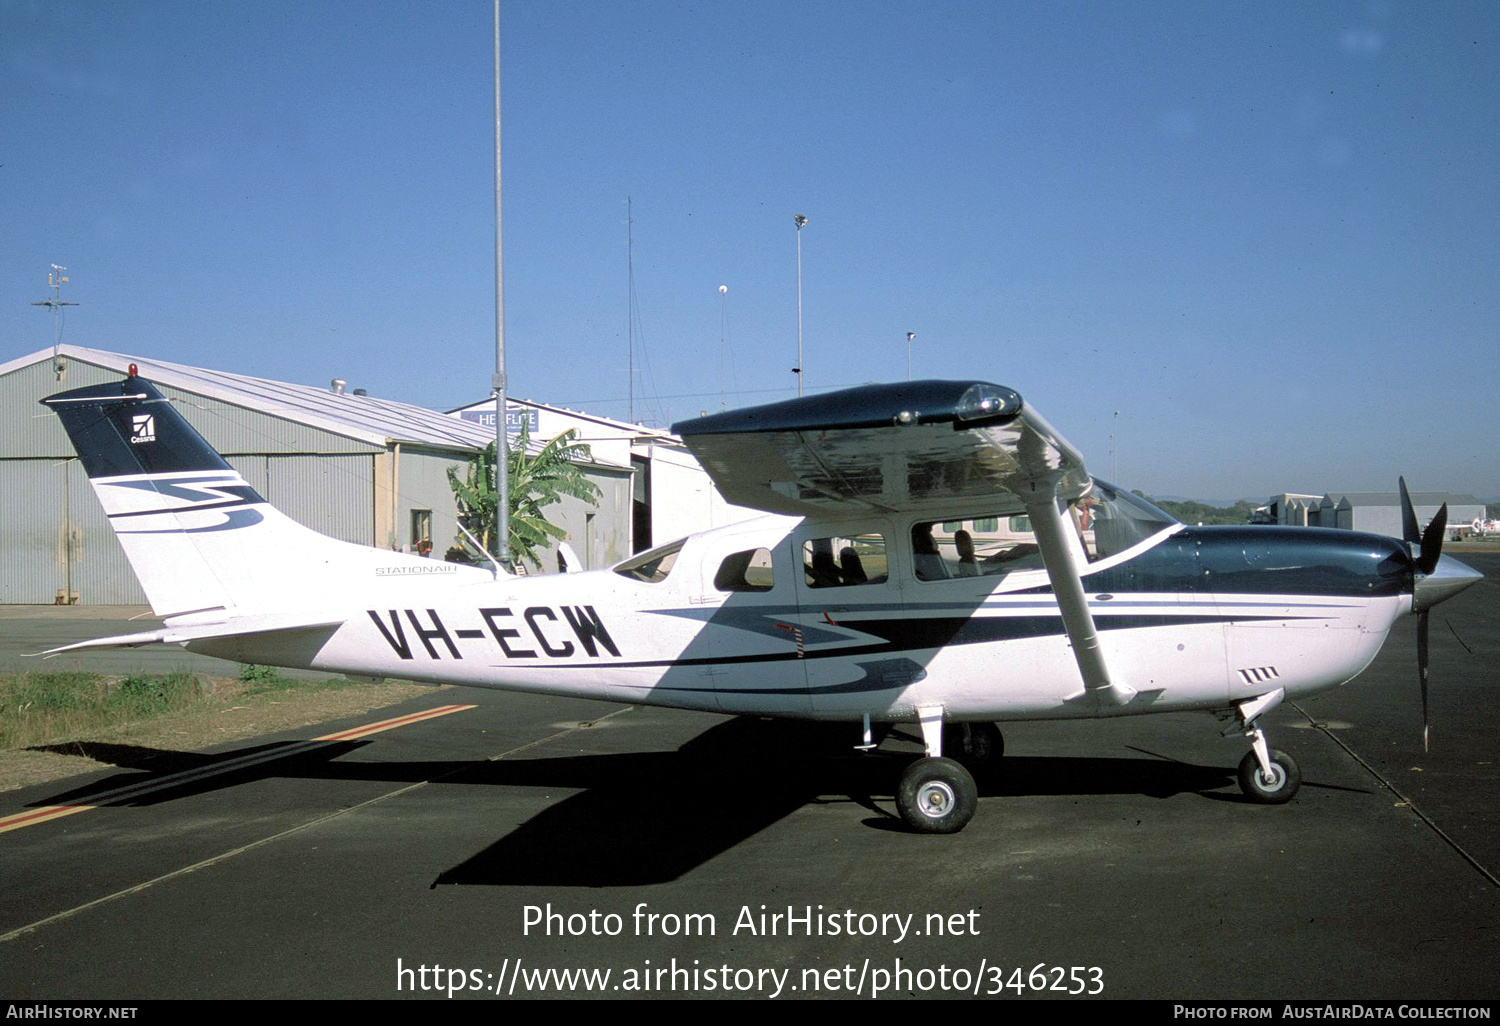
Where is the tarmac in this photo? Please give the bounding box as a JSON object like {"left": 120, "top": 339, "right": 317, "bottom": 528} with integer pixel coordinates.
{"left": 0, "top": 552, "right": 1496, "bottom": 1001}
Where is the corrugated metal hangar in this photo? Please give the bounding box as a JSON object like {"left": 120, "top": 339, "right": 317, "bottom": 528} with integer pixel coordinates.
{"left": 0, "top": 345, "right": 632, "bottom": 604}
{"left": 1259, "top": 489, "right": 1484, "bottom": 535}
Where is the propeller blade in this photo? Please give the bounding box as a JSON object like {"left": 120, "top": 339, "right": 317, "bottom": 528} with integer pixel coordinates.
{"left": 1418, "top": 610, "right": 1431, "bottom": 752}
{"left": 1417, "top": 503, "right": 1448, "bottom": 576}
{"left": 1403, "top": 480, "right": 1447, "bottom": 750}
{"left": 1399, "top": 476, "right": 1421, "bottom": 546}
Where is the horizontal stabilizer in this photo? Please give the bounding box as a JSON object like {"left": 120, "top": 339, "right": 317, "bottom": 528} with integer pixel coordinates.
{"left": 43, "top": 613, "right": 346, "bottom": 656}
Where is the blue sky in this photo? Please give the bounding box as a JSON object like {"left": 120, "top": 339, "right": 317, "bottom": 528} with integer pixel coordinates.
{"left": 3, "top": 0, "right": 1497, "bottom": 501}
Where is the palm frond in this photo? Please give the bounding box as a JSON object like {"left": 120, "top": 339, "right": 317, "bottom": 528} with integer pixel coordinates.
{"left": 447, "top": 421, "right": 602, "bottom": 570}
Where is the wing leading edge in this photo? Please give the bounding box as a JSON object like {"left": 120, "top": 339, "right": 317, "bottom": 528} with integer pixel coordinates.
{"left": 672, "top": 380, "right": 1135, "bottom": 709}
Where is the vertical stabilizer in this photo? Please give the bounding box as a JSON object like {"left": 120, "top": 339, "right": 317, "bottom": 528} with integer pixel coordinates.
{"left": 41, "top": 373, "right": 487, "bottom": 619}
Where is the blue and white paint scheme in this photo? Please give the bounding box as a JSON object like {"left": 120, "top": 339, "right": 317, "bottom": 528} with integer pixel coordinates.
{"left": 41, "top": 372, "right": 1480, "bottom": 833}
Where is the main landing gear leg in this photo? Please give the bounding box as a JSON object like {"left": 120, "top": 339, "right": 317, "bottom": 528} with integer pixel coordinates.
{"left": 1224, "top": 689, "right": 1301, "bottom": 804}
{"left": 894, "top": 705, "right": 978, "bottom": 834}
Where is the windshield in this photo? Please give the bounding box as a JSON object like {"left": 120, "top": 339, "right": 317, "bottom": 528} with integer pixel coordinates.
{"left": 1081, "top": 480, "right": 1178, "bottom": 560}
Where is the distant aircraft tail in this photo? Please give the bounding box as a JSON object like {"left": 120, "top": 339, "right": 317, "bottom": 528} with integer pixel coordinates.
{"left": 41, "top": 371, "right": 487, "bottom": 621}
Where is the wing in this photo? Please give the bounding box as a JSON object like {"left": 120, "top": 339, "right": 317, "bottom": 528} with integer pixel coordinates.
{"left": 673, "top": 380, "right": 1136, "bottom": 709}
{"left": 671, "top": 380, "right": 1089, "bottom": 517}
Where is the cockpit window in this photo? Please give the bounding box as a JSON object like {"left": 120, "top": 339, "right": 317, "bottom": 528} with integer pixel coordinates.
{"left": 613, "top": 539, "right": 684, "bottom": 583}
{"left": 912, "top": 481, "right": 1178, "bottom": 581}
{"left": 913, "top": 517, "right": 1044, "bottom": 580}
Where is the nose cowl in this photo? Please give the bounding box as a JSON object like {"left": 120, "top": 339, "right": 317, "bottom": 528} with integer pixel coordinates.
{"left": 1413, "top": 554, "right": 1483, "bottom": 613}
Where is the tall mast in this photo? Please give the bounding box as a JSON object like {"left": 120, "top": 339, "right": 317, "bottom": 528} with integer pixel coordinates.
{"left": 492, "top": 0, "right": 509, "bottom": 565}
{"left": 627, "top": 196, "right": 635, "bottom": 424}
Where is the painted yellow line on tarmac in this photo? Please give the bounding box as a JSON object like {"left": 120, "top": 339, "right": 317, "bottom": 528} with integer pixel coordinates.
{"left": 314, "top": 704, "right": 477, "bottom": 741}
{"left": 0, "top": 703, "right": 476, "bottom": 835}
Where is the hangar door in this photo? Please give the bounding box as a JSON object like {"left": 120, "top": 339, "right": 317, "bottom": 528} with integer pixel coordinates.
{"left": 0, "top": 459, "right": 144, "bottom": 605}
{"left": 0, "top": 454, "right": 375, "bottom": 605}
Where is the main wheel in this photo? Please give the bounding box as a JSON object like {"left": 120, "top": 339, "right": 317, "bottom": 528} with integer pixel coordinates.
{"left": 897, "top": 757, "right": 978, "bottom": 834}
{"left": 943, "top": 722, "right": 1004, "bottom": 769}
{"left": 1237, "top": 749, "right": 1301, "bottom": 804}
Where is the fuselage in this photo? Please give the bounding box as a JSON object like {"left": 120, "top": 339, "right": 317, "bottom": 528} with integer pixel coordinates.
{"left": 190, "top": 512, "right": 1416, "bottom": 725}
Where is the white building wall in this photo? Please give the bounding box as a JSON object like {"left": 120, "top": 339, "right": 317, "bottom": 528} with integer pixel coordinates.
{"left": 646, "top": 443, "right": 762, "bottom": 544}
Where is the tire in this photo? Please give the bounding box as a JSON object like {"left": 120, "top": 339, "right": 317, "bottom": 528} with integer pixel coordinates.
{"left": 943, "top": 722, "right": 1004, "bottom": 769}
{"left": 1237, "top": 749, "right": 1301, "bottom": 804}
{"left": 897, "top": 757, "right": 978, "bottom": 834}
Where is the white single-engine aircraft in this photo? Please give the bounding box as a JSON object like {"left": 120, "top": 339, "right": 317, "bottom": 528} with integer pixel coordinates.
{"left": 41, "top": 372, "right": 1481, "bottom": 833}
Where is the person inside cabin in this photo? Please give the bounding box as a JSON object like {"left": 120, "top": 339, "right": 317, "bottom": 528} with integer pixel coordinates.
{"left": 839, "top": 546, "right": 868, "bottom": 585}
{"left": 912, "top": 524, "right": 948, "bottom": 580}
{"left": 954, "top": 529, "right": 979, "bottom": 577}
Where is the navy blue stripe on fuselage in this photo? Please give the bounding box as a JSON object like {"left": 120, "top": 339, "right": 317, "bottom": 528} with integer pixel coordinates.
{"left": 507, "top": 609, "right": 1319, "bottom": 675}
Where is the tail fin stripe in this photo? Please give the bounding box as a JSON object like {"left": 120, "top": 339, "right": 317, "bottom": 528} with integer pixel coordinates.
{"left": 109, "top": 497, "right": 259, "bottom": 520}
{"left": 116, "top": 509, "right": 265, "bottom": 534}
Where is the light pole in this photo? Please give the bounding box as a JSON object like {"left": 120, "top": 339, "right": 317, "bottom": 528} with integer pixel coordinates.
{"left": 1111, "top": 410, "right": 1120, "bottom": 481}
{"left": 906, "top": 332, "right": 916, "bottom": 380}
{"left": 492, "top": 0, "right": 509, "bottom": 566}
{"left": 718, "top": 284, "right": 729, "bottom": 410}
{"left": 794, "top": 214, "right": 807, "bottom": 395}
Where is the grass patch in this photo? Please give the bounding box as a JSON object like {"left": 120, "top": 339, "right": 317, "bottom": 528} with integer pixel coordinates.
{"left": 0, "top": 667, "right": 362, "bottom": 752}
{"left": 236, "top": 664, "right": 354, "bottom": 695}
{"left": 0, "top": 671, "right": 203, "bottom": 749}
{"left": 237, "top": 663, "right": 297, "bottom": 693}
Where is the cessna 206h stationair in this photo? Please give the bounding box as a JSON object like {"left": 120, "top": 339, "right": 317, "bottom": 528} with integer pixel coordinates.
{"left": 41, "top": 372, "right": 1480, "bottom": 833}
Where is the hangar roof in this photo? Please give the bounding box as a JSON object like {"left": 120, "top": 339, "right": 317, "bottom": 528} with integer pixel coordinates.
{"left": 3, "top": 345, "right": 494, "bottom": 452}
{"left": 1325, "top": 491, "right": 1483, "bottom": 508}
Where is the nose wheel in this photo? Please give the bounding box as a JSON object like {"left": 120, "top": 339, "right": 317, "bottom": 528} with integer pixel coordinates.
{"left": 1224, "top": 693, "right": 1308, "bottom": 804}
{"left": 1226, "top": 690, "right": 1302, "bottom": 804}
{"left": 1237, "top": 748, "right": 1300, "bottom": 804}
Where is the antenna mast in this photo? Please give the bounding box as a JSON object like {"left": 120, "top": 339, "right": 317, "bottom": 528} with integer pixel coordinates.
{"left": 32, "top": 265, "right": 78, "bottom": 375}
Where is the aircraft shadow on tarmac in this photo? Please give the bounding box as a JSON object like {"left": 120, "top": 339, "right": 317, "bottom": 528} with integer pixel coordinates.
{"left": 30, "top": 718, "right": 1272, "bottom": 886}
{"left": 429, "top": 721, "right": 1249, "bottom": 887}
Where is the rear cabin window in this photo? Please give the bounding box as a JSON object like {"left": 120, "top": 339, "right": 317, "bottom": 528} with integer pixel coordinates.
{"left": 714, "top": 548, "right": 776, "bottom": 592}
{"left": 613, "top": 540, "right": 684, "bottom": 583}
{"left": 803, "top": 534, "right": 888, "bottom": 588}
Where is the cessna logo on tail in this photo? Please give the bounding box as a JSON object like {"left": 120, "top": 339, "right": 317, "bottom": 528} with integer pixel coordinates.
{"left": 130, "top": 414, "right": 156, "bottom": 444}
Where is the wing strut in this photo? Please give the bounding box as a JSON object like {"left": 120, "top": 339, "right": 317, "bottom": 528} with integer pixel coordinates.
{"left": 1025, "top": 493, "right": 1136, "bottom": 708}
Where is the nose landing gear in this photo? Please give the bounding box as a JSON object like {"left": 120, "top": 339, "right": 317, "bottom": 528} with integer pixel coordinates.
{"left": 1225, "top": 689, "right": 1302, "bottom": 804}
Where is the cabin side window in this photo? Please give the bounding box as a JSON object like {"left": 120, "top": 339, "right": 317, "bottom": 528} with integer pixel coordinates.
{"left": 912, "top": 516, "right": 1046, "bottom": 580}
{"left": 714, "top": 548, "right": 776, "bottom": 592}
{"left": 613, "top": 539, "right": 684, "bottom": 583}
{"left": 803, "top": 534, "right": 888, "bottom": 588}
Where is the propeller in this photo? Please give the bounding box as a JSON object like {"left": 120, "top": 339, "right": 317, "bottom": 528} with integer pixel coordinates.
{"left": 1400, "top": 477, "right": 1448, "bottom": 751}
